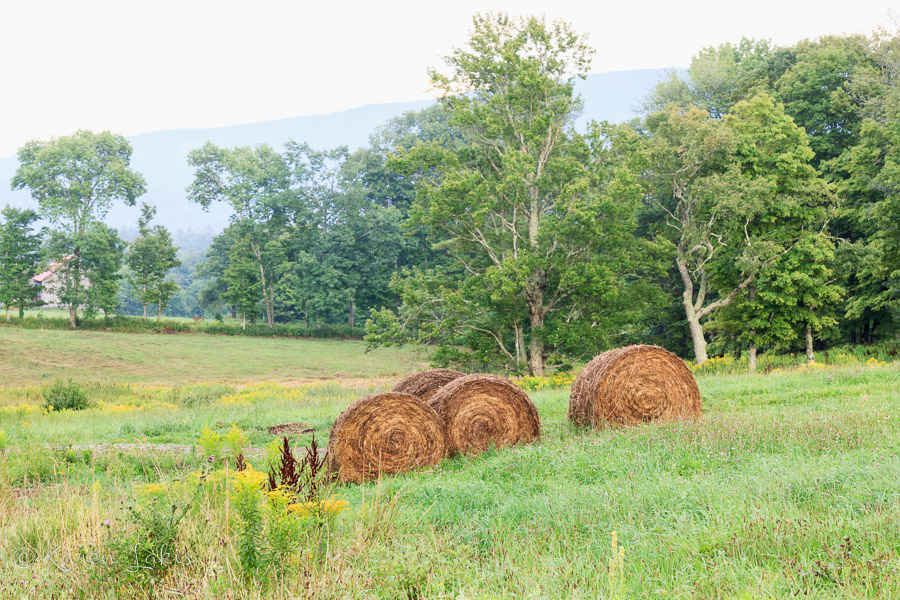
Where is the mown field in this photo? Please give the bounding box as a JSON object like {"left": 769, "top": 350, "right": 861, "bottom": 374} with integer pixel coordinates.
{"left": 0, "top": 327, "right": 426, "bottom": 385}
{"left": 1, "top": 331, "right": 899, "bottom": 599}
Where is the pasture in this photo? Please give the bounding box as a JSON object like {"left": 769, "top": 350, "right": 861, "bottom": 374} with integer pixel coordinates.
{"left": 0, "top": 331, "right": 899, "bottom": 598}
{"left": 0, "top": 327, "right": 426, "bottom": 386}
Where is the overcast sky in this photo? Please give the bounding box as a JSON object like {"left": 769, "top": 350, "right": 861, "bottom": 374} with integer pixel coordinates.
{"left": 0, "top": 0, "right": 896, "bottom": 157}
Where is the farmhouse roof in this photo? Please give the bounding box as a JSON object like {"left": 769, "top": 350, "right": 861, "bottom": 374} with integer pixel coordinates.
{"left": 32, "top": 256, "right": 72, "bottom": 283}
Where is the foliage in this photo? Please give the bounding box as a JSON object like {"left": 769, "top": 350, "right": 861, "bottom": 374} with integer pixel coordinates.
{"left": 125, "top": 203, "right": 181, "bottom": 318}
{"left": 43, "top": 380, "right": 90, "bottom": 411}
{"left": 188, "top": 143, "right": 292, "bottom": 329}
{"left": 105, "top": 478, "right": 202, "bottom": 582}
{"left": 0, "top": 206, "right": 43, "bottom": 318}
{"left": 197, "top": 425, "right": 224, "bottom": 463}
{"left": 11, "top": 130, "right": 146, "bottom": 327}
{"left": 642, "top": 93, "right": 832, "bottom": 362}
{"left": 369, "top": 13, "right": 655, "bottom": 375}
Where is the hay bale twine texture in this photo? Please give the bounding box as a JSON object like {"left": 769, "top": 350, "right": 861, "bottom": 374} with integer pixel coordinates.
{"left": 391, "top": 368, "right": 465, "bottom": 404}
{"left": 568, "top": 344, "right": 701, "bottom": 428}
{"left": 327, "top": 392, "right": 447, "bottom": 483}
{"left": 428, "top": 374, "right": 540, "bottom": 455}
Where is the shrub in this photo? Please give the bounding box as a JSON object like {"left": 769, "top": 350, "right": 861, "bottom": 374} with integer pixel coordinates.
{"left": 43, "top": 380, "right": 90, "bottom": 411}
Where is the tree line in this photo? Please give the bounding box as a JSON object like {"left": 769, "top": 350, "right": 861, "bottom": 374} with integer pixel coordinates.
{"left": 2, "top": 14, "right": 898, "bottom": 375}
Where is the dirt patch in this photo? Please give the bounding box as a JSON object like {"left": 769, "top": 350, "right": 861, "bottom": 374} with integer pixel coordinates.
{"left": 267, "top": 422, "right": 315, "bottom": 436}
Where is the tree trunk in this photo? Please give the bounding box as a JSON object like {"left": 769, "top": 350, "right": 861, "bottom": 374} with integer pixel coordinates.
{"left": 748, "top": 285, "right": 757, "bottom": 372}
{"left": 348, "top": 297, "right": 355, "bottom": 328}
{"left": 242, "top": 315, "right": 246, "bottom": 330}
{"left": 69, "top": 305, "right": 77, "bottom": 329}
{"left": 143, "top": 284, "right": 148, "bottom": 319}
{"left": 527, "top": 300, "right": 545, "bottom": 376}
{"left": 686, "top": 312, "right": 708, "bottom": 364}
{"left": 514, "top": 322, "right": 527, "bottom": 367}
{"left": 250, "top": 242, "right": 274, "bottom": 329}
{"left": 805, "top": 327, "right": 815, "bottom": 364}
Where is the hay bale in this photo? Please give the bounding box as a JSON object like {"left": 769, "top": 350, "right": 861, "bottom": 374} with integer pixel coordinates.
{"left": 326, "top": 392, "right": 447, "bottom": 483}
{"left": 391, "top": 368, "right": 465, "bottom": 404}
{"left": 568, "top": 344, "right": 701, "bottom": 427}
{"left": 428, "top": 374, "right": 540, "bottom": 455}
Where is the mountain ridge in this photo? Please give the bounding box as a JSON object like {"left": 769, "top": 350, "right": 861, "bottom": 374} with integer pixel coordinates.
{"left": 0, "top": 68, "right": 674, "bottom": 231}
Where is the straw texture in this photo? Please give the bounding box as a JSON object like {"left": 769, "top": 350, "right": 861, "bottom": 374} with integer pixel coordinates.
{"left": 327, "top": 392, "right": 447, "bottom": 483}
{"left": 568, "top": 344, "right": 701, "bottom": 427}
{"left": 429, "top": 374, "right": 540, "bottom": 455}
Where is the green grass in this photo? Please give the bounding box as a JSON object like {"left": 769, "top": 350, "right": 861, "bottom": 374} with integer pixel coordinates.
{"left": 0, "top": 327, "right": 428, "bottom": 385}
{"left": 1, "top": 360, "right": 899, "bottom": 598}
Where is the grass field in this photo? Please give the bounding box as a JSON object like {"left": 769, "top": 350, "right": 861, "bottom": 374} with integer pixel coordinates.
{"left": 1, "top": 331, "right": 899, "bottom": 598}
{"left": 0, "top": 327, "right": 427, "bottom": 385}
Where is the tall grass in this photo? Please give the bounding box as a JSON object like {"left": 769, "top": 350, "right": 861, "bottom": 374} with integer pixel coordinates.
{"left": 0, "top": 364, "right": 898, "bottom": 597}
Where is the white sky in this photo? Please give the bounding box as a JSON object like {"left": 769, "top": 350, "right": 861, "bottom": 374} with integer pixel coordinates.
{"left": 1, "top": 0, "right": 896, "bottom": 157}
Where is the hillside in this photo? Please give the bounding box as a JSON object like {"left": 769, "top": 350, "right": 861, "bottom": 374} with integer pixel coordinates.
{"left": 0, "top": 69, "right": 672, "bottom": 230}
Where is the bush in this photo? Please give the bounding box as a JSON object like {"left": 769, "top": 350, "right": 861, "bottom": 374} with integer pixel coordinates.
{"left": 43, "top": 380, "right": 90, "bottom": 411}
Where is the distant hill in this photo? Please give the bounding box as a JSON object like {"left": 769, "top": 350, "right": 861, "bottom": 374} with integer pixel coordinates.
{"left": 0, "top": 68, "right": 673, "bottom": 231}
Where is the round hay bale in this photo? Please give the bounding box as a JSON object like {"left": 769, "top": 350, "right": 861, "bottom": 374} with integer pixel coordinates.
{"left": 326, "top": 392, "right": 447, "bottom": 483}
{"left": 392, "top": 368, "right": 465, "bottom": 404}
{"left": 568, "top": 344, "right": 701, "bottom": 428}
{"left": 428, "top": 374, "right": 540, "bottom": 455}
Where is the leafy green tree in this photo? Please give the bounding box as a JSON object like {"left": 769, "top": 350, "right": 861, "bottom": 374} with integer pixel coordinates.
{"left": 222, "top": 234, "right": 263, "bottom": 328}
{"left": 644, "top": 94, "right": 831, "bottom": 363}
{"left": 647, "top": 38, "right": 785, "bottom": 118}
{"left": 11, "top": 130, "right": 146, "bottom": 327}
{"left": 369, "top": 14, "right": 649, "bottom": 374}
{"left": 43, "top": 222, "right": 126, "bottom": 318}
{"left": 188, "top": 143, "right": 293, "bottom": 328}
{"left": 775, "top": 35, "right": 874, "bottom": 168}
{"left": 125, "top": 203, "right": 181, "bottom": 318}
{"left": 277, "top": 142, "right": 406, "bottom": 328}
{"left": 711, "top": 234, "right": 842, "bottom": 367}
{"left": 0, "top": 206, "right": 43, "bottom": 318}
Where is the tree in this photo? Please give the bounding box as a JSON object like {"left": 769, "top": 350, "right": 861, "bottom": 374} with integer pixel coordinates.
{"left": 644, "top": 94, "right": 831, "bottom": 363}
{"left": 368, "top": 14, "right": 649, "bottom": 375}
{"left": 188, "top": 143, "right": 293, "bottom": 329}
{"left": 125, "top": 203, "right": 181, "bottom": 318}
{"left": 11, "top": 130, "right": 146, "bottom": 327}
{"left": 0, "top": 207, "right": 43, "bottom": 318}
{"left": 710, "top": 234, "right": 842, "bottom": 368}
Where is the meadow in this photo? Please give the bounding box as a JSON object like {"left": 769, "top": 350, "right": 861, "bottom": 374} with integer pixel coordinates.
{"left": 1, "top": 332, "right": 899, "bottom": 599}
{"left": 0, "top": 327, "right": 426, "bottom": 386}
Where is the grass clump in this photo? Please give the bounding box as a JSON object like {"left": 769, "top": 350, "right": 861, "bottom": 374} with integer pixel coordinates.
{"left": 170, "top": 383, "right": 234, "bottom": 407}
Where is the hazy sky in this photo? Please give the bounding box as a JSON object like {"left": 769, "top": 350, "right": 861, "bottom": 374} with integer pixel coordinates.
{"left": 1, "top": 0, "right": 896, "bottom": 157}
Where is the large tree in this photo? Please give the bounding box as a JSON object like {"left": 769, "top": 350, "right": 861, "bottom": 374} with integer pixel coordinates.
{"left": 0, "top": 206, "right": 43, "bottom": 318}
{"left": 368, "top": 14, "right": 649, "bottom": 375}
{"left": 644, "top": 94, "right": 832, "bottom": 363}
{"left": 11, "top": 130, "right": 146, "bottom": 327}
{"left": 188, "top": 143, "right": 293, "bottom": 329}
